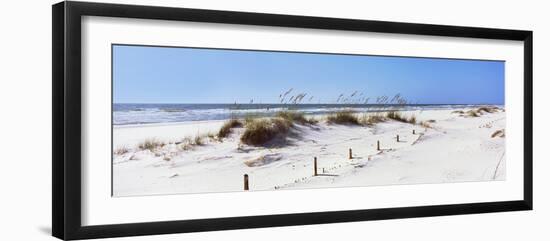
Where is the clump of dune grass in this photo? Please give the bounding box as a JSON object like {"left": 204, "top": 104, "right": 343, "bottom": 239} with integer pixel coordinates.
{"left": 452, "top": 110, "right": 465, "bottom": 114}
{"left": 420, "top": 121, "right": 433, "bottom": 129}
{"left": 465, "top": 110, "right": 480, "bottom": 117}
{"left": 326, "top": 110, "right": 360, "bottom": 125}
{"left": 240, "top": 118, "right": 291, "bottom": 146}
{"left": 408, "top": 115, "right": 417, "bottom": 124}
{"left": 138, "top": 139, "right": 164, "bottom": 151}
{"left": 113, "top": 146, "right": 129, "bottom": 155}
{"left": 194, "top": 135, "right": 204, "bottom": 145}
{"left": 218, "top": 119, "right": 243, "bottom": 138}
{"left": 179, "top": 143, "right": 193, "bottom": 151}
{"left": 491, "top": 129, "right": 505, "bottom": 138}
{"left": 386, "top": 111, "right": 416, "bottom": 124}
{"left": 361, "top": 114, "right": 386, "bottom": 126}
{"left": 175, "top": 135, "right": 206, "bottom": 151}
{"left": 477, "top": 106, "right": 500, "bottom": 114}
{"left": 456, "top": 106, "right": 501, "bottom": 118}
{"left": 386, "top": 111, "right": 406, "bottom": 122}
{"left": 306, "top": 117, "right": 319, "bottom": 124}
{"left": 276, "top": 110, "right": 317, "bottom": 125}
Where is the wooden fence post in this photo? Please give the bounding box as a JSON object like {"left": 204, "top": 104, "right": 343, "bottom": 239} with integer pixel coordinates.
{"left": 413, "top": 129, "right": 416, "bottom": 134}
{"left": 314, "top": 157, "right": 318, "bottom": 176}
{"left": 377, "top": 140, "right": 380, "bottom": 151}
{"left": 349, "top": 148, "right": 353, "bottom": 159}
{"left": 244, "top": 174, "right": 249, "bottom": 191}
{"left": 397, "top": 134, "right": 400, "bottom": 142}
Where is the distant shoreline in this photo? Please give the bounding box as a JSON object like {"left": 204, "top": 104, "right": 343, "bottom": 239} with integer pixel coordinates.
{"left": 113, "top": 104, "right": 504, "bottom": 126}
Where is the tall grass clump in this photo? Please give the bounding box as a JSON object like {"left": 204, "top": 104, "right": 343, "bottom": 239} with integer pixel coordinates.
{"left": 491, "top": 129, "right": 505, "bottom": 138}
{"left": 455, "top": 106, "right": 500, "bottom": 118}
{"left": 218, "top": 119, "right": 243, "bottom": 138}
{"left": 138, "top": 139, "right": 164, "bottom": 151}
{"left": 386, "top": 111, "right": 416, "bottom": 124}
{"left": 194, "top": 135, "right": 204, "bottom": 145}
{"left": 465, "top": 110, "right": 480, "bottom": 117}
{"left": 477, "top": 106, "right": 499, "bottom": 113}
{"left": 361, "top": 114, "right": 386, "bottom": 126}
{"left": 326, "top": 110, "right": 360, "bottom": 125}
{"left": 113, "top": 146, "right": 129, "bottom": 155}
{"left": 240, "top": 118, "right": 291, "bottom": 146}
{"left": 386, "top": 111, "right": 406, "bottom": 122}
{"left": 276, "top": 110, "right": 317, "bottom": 125}
{"left": 408, "top": 115, "right": 417, "bottom": 124}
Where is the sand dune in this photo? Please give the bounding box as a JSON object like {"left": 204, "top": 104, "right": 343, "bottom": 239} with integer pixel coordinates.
{"left": 112, "top": 108, "right": 505, "bottom": 197}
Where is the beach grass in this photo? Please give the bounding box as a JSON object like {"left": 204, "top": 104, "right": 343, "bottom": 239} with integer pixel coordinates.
{"left": 420, "top": 121, "right": 433, "bottom": 128}
{"left": 114, "top": 146, "right": 130, "bottom": 155}
{"left": 326, "top": 110, "right": 361, "bottom": 125}
{"left": 194, "top": 135, "right": 204, "bottom": 145}
{"left": 408, "top": 115, "right": 417, "bottom": 124}
{"left": 138, "top": 139, "right": 164, "bottom": 151}
{"left": 361, "top": 114, "right": 386, "bottom": 126}
{"left": 306, "top": 116, "right": 319, "bottom": 124}
{"left": 386, "top": 111, "right": 417, "bottom": 124}
{"left": 477, "top": 106, "right": 500, "bottom": 114}
{"left": 240, "top": 118, "right": 291, "bottom": 146}
{"left": 218, "top": 119, "right": 243, "bottom": 138}
{"left": 175, "top": 134, "right": 209, "bottom": 151}
{"left": 276, "top": 110, "right": 317, "bottom": 125}
{"left": 491, "top": 129, "right": 505, "bottom": 138}
{"left": 465, "top": 110, "right": 480, "bottom": 117}
{"left": 454, "top": 106, "right": 501, "bottom": 118}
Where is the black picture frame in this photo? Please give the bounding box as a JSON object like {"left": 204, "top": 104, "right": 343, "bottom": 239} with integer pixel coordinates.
{"left": 52, "top": 1, "right": 533, "bottom": 240}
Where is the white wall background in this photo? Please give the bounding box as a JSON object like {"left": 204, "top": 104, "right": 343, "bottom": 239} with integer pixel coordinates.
{"left": 0, "top": 0, "right": 547, "bottom": 240}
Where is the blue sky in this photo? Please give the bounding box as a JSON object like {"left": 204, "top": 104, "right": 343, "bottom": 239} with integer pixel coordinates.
{"left": 113, "top": 45, "right": 504, "bottom": 104}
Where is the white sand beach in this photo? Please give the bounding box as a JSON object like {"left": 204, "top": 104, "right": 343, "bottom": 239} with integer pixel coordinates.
{"left": 112, "top": 107, "right": 505, "bottom": 197}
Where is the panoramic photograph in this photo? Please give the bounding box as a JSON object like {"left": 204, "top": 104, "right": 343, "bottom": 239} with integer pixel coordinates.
{"left": 112, "top": 45, "right": 506, "bottom": 197}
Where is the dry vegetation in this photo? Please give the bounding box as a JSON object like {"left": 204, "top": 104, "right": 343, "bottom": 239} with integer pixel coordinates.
{"left": 131, "top": 92, "right": 434, "bottom": 151}
{"left": 326, "top": 110, "right": 361, "bottom": 125}
{"left": 465, "top": 110, "right": 480, "bottom": 117}
{"left": 491, "top": 129, "right": 505, "bottom": 138}
{"left": 454, "top": 106, "right": 502, "bottom": 118}
{"left": 220, "top": 110, "right": 318, "bottom": 146}
{"left": 218, "top": 119, "right": 243, "bottom": 138}
{"left": 138, "top": 139, "right": 164, "bottom": 151}
{"left": 420, "top": 121, "right": 433, "bottom": 129}
{"left": 176, "top": 134, "right": 210, "bottom": 151}
{"left": 276, "top": 110, "right": 317, "bottom": 125}
{"left": 194, "top": 135, "right": 204, "bottom": 146}
{"left": 360, "top": 114, "right": 386, "bottom": 126}
{"left": 477, "top": 106, "right": 500, "bottom": 113}
{"left": 386, "top": 111, "right": 417, "bottom": 124}
{"left": 114, "top": 146, "right": 130, "bottom": 155}
{"left": 240, "top": 118, "right": 292, "bottom": 146}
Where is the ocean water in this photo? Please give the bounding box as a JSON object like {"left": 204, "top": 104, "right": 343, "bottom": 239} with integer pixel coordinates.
{"left": 113, "top": 103, "right": 479, "bottom": 125}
